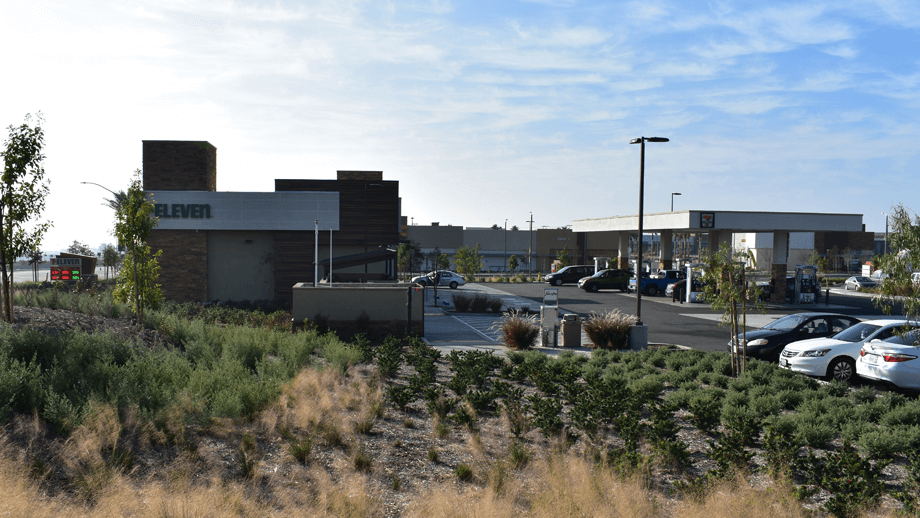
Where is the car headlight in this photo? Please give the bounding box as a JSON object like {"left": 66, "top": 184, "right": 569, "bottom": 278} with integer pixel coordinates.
{"left": 802, "top": 349, "right": 830, "bottom": 357}
{"left": 747, "top": 339, "right": 769, "bottom": 346}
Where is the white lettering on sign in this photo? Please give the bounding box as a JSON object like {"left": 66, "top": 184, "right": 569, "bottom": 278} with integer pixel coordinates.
{"left": 51, "top": 258, "right": 82, "bottom": 266}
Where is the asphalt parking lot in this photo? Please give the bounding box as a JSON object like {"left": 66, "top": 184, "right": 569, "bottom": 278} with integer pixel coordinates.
{"left": 423, "top": 281, "right": 900, "bottom": 353}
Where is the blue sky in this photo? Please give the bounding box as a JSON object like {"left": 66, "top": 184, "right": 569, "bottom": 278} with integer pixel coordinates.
{"left": 2, "top": 0, "right": 919, "bottom": 251}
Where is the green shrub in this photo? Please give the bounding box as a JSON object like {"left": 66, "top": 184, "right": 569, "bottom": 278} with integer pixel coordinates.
{"left": 795, "top": 419, "right": 836, "bottom": 449}
{"left": 794, "top": 442, "right": 887, "bottom": 518}
{"left": 857, "top": 427, "right": 908, "bottom": 460}
{"left": 455, "top": 463, "right": 473, "bottom": 481}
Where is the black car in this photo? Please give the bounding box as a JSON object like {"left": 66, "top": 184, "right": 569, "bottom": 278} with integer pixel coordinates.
{"left": 577, "top": 269, "right": 630, "bottom": 292}
{"left": 544, "top": 265, "right": 596, "bottom": 286}
{"left": 731, "top": 312, "right": 861, "bottom": 362}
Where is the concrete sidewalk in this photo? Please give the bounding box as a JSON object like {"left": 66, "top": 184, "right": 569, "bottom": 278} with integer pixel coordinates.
{"left": 419, "top": 284, "right": 613, "bottom": 356}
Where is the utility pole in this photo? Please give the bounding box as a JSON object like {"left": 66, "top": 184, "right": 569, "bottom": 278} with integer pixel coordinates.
{"left": 528, "top": 212, "right": 534, "bottom": 277}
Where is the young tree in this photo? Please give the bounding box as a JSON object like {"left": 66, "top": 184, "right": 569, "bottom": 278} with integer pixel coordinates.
{"left": 556, "top": 246, "right": 571, "bottom": 268}
{"left": 875, "top": 204, "right": 920, "bottom": 325}
{"left": 454, "top": 244, "right": 483, "bottom": 280}
{"left": 397, "top": 241, "right": 422, "bottom": 279}
{"left": 27, "top": 249, "right": 42, "bottom": 283}
{"left": 508, "top": 254, "right": 518, "bottom": 274}
{"left": 101, "top": 244, "right": 120, "bottom": 282}
{"left": 67, "top": 240, "right": 93, "bottom": 256}
{"left": 436, "top": 252, "right": 450, "bottom": 271}
{"left": 113, "top": 170, "right": 163, "bottom": 325}
{"left": 0, "top": 113, "right": 52, "bottom": 323}
{"left": 700, "top": 244, "right": 765, "bottom": 376}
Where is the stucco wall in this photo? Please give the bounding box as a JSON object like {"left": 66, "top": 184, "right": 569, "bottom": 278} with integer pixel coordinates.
{"left": 208, "top": 231, "right": 274, "bottom": 302}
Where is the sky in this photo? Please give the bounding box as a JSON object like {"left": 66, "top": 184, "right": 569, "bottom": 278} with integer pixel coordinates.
{"left": 2, "top": 0, "right": 919, "bottom": 253}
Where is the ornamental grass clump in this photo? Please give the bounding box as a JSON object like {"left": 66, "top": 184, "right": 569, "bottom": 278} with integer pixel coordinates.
{"left": 583, "top": 309, "right": 639, "bottom": 350}
{"left": 491, "top": 310, "right": 540, "bottom": 350}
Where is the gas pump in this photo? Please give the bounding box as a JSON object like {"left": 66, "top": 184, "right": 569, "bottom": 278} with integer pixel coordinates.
{"left": 794, "top": 265, "right": 818, "bottom": 304}
{"left": 686, "top": 263, "right": 706, "bottom": 303}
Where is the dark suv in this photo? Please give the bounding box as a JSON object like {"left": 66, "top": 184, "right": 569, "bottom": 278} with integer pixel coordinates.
{"left": 544, "top": 265, "right": 595, "bottom": 286}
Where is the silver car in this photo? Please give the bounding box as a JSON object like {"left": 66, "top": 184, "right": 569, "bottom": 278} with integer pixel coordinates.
{"left": 844, "top": 276, "right": 876, "bottom": 291}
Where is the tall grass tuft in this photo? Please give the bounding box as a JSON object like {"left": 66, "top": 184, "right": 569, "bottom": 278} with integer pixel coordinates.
{"left": 490, "top": 310, "right": 539, "bottom": 350}
{"left": 582, "top": 309, "right": 639, "bottom": 349}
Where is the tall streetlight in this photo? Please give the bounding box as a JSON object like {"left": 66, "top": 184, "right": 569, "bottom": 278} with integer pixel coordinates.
{"left": 671, "top": 192, "right": 681, "bottom": 212}
{"left": 528, "top": 212, "right": 534, "bottom": 277}
{"left": 80, "top": 181, "right": 118, "bottom": 197}
{"left": 882, "top": 212, "right": 889, "bottom": 255}
{"left": 503, "top": 219, "right": 508, "bottom": 273}
{"left": 630, "top": 136, "right": 669, "bottom": 325}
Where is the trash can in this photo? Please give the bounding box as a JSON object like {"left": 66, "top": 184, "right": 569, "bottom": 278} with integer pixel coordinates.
{"left": 561, "top": 314, "right": 581, "bottom": 348}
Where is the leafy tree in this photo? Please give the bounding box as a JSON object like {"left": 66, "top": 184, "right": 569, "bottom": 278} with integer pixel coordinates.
{"left": 113, "top": 170, "right": 163, "bottom": 324}
{"left": 27, "top": 249, "right": 42, "bottom": 282}
{"left": 436, "top": 252, "right": 450, "bottom": 271}
{"left": 101, "top": 244, "right": 120, "bottom": 282}
{"left": 67, "top": 240, "right": 93, "bottom": 256}
{"left": 397, "top": 241, "right": 422, "bottom": 279}
{"left": 875, "top": 204, "right": 920, "bottom": 325}
{"left": 511, "top": 225, "right": 519, "bottom": 231}
{"left": 454, "top": 244, "right": 483, "bottom": 280}
{"left": 700, "top": 243, "right": 765, "bottom": 376}
{"left": 508, "top": 255, "right": 518, "bottom": 274}
{"left": 0, "top": 113, "right": 52, "bottom": 323}
{"left": 556, "top": 246, "right": 571, "bottom": 268}
{"left": 490, "top": 224, "right": 500, "bottom": 230}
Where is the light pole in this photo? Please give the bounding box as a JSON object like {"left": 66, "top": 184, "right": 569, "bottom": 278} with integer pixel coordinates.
{"left": 630, "top": 136, "right": 669, "bottom": 325}
{"left": 314, "top": 220, "right": 319, "bottom": 287}
{"left": 882, "top": 212, "right": 888, "bottom": 255}
{"left": 503, "top": 219, "right": 508, "bottom": 273}
{"left": 671, "top": 192, "right": 681, "bottom": 212}
{"left": 80, "top": 181, "right": 118, "bottom": 197}
{"left": 528, "top": 212, "right": 534, "bottom": 278}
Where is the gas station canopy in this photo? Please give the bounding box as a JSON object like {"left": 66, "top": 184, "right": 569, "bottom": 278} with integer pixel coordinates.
{"left": 573, "top": 210, "right": 863, "bottom": 233}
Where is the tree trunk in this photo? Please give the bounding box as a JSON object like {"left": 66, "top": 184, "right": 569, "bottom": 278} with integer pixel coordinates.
{"left": 132, "top": 244, "right": 142, "bottom": 326}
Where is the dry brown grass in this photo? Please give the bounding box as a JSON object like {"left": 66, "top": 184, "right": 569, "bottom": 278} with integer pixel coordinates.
{"left": 1, "top": 360, "right": 905, "bottom": 518}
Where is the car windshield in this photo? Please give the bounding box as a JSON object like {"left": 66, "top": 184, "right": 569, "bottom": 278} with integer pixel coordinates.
{"left": 590, "top": 270, "right": 605, "bottom": 278}
{"left": 763, "top": 314, "right": 809, "bottom": 331}
{"left": 833, "top": 323, "right": 881, "bottom": 342}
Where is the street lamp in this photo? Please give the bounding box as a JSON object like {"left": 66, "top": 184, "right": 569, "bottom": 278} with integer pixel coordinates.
{"left": 80, "top": 181, "right": 118, "bottom": 197}
{"left": 882, "top": 212, "right": 888, "bottom": 255}
{"left": 630, "top": 136, "right": 669, "bottom": 325}
{"left": 503, "top": 219, "right": 508, "bottom": 273}
{"left": 671, "top": 192, "right": 681, "bottom": 212}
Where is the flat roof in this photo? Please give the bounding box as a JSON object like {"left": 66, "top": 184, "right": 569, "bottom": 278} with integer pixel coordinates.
{"left": 573, "top": 210, "right": 863, "bottom": 233}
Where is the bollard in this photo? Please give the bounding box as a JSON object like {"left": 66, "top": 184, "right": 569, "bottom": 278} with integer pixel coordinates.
{"left": 825, "top": 288, "right": 829, "bottom": 306}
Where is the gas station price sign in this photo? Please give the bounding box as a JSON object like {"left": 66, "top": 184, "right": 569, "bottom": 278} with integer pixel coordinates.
{"left": 50, "top": 257, "right": 82, "bottom": 281}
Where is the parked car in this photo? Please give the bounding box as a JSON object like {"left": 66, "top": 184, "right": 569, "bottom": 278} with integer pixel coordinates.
{"left": 844, "top": 276, "right": 876, "bottom": 291}
{"left": 411, "top": 270, "right": 465, "bottom": 289}
{"left": 779, "top": 319, "right": 914, "bottom": 383}
{"left": 730, "top": 312, "right": 861, "bottom": 363}
{"left": 858, "top": 328, "right": 920, "bottom": 392}
{"left": 544, "top": 265, "right": 596, "bottom": 286}
{"left": 628, "top": 269, "right": 685, "bottom": 296}
{"left": 577, "top": 269, "right": 630, "bottom": 292}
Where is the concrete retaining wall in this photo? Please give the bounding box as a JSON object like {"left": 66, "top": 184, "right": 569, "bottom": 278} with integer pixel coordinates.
{"left": 292, "top": 283, "right": 425, "bottom": 336}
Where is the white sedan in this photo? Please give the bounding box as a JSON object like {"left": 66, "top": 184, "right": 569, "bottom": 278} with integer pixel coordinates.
{"left": 858, "top": 329, "right": 920, "bottom": 391}
{"left": 410, "top": 270, "right": 465, "bottom": 289}
{"left": 779, "top": 319, "right": 913, "bottom": 383}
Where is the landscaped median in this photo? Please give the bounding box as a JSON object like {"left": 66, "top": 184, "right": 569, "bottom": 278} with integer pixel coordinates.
{"left": 1, "top": 282, "right": 918, "bottom": 517}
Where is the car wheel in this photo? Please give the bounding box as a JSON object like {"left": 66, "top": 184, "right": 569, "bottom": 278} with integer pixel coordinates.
{"left": 589, "top": 283, "right": 599, "bottom": 293}
{"left": 827, "top": 357, "right": 855, "bottom": 383}
{"left": 620, "top": 284, "right": 627, "bottom": 293}
{"left": 449, "top": 281, "right": 459, "bottom": 289}
{"left": 552, "top": 278, "right": 562, "bottom": 286}
{"left": 647, "top": 285, "right": 659, "bottom": 296}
